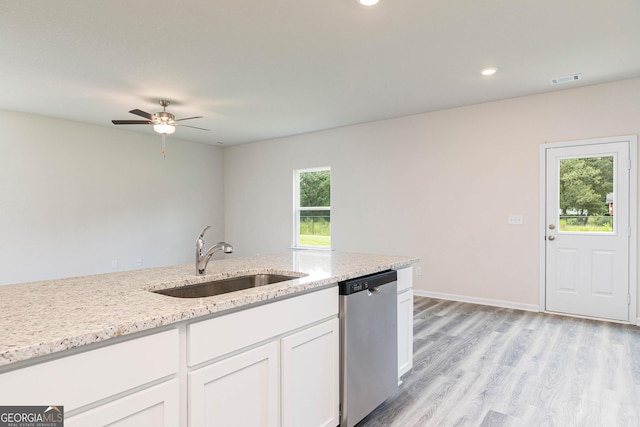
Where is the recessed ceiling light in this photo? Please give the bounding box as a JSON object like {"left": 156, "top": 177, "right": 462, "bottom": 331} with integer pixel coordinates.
{"left": 481, "top": 68, "right": 498, "bottom": 76}
{"left": 359, "top": 0, "right": 379, "bottom": 5}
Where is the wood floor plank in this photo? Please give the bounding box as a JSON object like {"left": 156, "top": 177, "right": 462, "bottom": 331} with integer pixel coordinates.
{"left": 356, "top": 296, "right": 640, "bottom": 427}
{"left": 478, "top": 410, "right": 510, "bottom": 427}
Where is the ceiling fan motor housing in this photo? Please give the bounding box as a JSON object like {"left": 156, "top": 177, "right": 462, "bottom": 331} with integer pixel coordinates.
{"left": 156, "top": 111, "right": 175, "bottom": 124}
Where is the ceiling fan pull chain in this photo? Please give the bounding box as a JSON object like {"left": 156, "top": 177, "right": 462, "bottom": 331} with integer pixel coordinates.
{"left": 162, "top": 133, "right": 167, "bottom": 158}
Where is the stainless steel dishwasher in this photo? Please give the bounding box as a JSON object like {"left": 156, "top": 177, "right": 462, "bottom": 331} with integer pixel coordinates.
{"left": 339, "top": 270, "right": 398, "bottom": 427}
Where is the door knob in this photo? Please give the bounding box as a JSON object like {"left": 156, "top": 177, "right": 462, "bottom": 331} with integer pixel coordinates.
{"left": 548, "top": 235, "right": 555, "bottom": 241}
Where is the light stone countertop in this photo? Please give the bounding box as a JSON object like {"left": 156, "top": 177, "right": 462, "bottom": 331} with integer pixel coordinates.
{"left": 0, "top": 251, "right": 418, "bottom": 368}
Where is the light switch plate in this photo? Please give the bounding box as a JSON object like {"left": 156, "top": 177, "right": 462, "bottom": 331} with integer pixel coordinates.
{"left": 508, "top": 214, "right": 523, "bottom": 225}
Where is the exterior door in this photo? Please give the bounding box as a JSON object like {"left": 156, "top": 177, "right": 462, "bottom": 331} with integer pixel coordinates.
{"left": 544, "top": 137, "right": 632, "bottom": 321}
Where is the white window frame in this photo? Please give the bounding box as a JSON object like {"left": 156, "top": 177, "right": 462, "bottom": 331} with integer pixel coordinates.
{"left": 293, "top": 166, "right": 331, "bottom": 249}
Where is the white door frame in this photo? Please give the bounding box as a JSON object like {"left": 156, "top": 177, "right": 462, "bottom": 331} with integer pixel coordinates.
{"left": 539, "top": 135, "right": 638, "bottom": 324}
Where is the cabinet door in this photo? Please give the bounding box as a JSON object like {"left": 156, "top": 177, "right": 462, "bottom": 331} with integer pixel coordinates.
{"left": 281, "top": 318, "right": 339, "bottom": 427}
{"left": 189, "top": 341, "right": 280, "bottom": 427}
{"left": 66, "top": 379, "right": 179, "bottom": 427}
{"left": 397, "top": 290, "right": 414, "bottom": 379}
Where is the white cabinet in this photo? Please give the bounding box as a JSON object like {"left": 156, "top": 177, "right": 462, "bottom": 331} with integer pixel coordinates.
{"left": 187, "top": 286, "right": 339, "bottom": 427}
{"left": 0, "top": 288, "right": 339, "bottom": 427}
{"left": 187, "top": 287, "right": 338, "bottom": 366}
{"left": 396, "top": 267, "right": 414, "bottom": 379}
{"left": 189, "top": 342, "right": 280, "bottom": 427}
{"left": 281, "top": 317, "right": 340, "bottom": 427}
{"left": 0, "top": 329, "right": 179, "bottom": 427}
{"left": 189, "top": 315, "right": 339, "bottom": 427}
{"left": 66, "top": 379, "right": 180, "bottom": 427}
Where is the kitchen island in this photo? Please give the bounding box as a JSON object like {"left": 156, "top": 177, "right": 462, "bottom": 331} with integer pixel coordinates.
{"left": 0, "top": 250, "right": 417, "bottom": 426}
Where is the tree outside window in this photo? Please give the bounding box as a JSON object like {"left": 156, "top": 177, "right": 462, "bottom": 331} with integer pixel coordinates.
{"left": 559, "top": 156, "right": 614, "bottom": 232}
{"left": 294, "top": 167, "right": 331, "bottom": 248}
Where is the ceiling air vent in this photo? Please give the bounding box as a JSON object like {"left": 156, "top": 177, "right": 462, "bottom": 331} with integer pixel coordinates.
{"left": 550, "top": 73, "right": 582, "bottom": 85}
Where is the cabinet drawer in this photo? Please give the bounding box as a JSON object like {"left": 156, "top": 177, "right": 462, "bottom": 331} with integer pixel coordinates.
{"left": 396, "top": 266, "right": 413, "bottom": 293}
{"left": 0, "top": 329, "right": 179, "bottom": 411}
{"left": 188, "top": 286, "right": 338, "bottom": 366}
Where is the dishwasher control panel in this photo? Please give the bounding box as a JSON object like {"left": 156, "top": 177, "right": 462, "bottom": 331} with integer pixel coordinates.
{"left": 345, "top": 281, "right": 367, "bottom": 294}
{"left": 338, "top": 270, "right": 397, "bottom": 295}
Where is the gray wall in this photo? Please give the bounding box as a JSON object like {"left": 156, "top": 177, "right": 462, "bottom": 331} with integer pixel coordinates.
{"left": 3, "top": 77, "right": 639, "bottom": 309}
{"left": 0, "top": 110, "right": 225, "bottom": 285}
{"left": 224, "top": 77, "right": 640, "bottom": 308}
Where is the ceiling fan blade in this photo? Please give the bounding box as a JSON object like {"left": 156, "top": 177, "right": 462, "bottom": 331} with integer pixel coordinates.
{"left": 175, "top": 116, "right": 204, "bottom": 122}
{"left": 129, "top": 109, "right": 155, "bottom": 120}
{"left": 112, "top": 120, "right": 153, "bottom": 125}
{"left": 177, "top": 124, "right": 211, "bottom": 131}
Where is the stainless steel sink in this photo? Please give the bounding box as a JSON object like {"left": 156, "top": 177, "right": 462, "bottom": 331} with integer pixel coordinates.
{"left": 153, "top": 274, "right": 301, "bottom": 298}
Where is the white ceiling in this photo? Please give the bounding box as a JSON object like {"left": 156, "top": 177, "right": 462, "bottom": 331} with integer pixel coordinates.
{"left": 1, "top": 0, "right": 639, "bottom": 145}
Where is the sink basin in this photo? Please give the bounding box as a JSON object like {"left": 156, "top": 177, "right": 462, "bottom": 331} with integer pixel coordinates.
{"left": 153, "top": 274, "right": 301, "bottom": 298}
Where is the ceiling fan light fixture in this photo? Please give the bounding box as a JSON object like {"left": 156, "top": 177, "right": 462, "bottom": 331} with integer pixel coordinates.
{"left": 359, "top": 0, "right": 379, "bottom": 6}
{"left": 154, "top": 123, "right": 176, "bottom": 135}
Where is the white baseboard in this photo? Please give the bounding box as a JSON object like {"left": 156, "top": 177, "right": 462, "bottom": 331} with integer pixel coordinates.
{"left": 413, "top": 290, "right": 540, "bottom": 313}
{"left": 413, "top": 290, "right": 640, "bottom": 325}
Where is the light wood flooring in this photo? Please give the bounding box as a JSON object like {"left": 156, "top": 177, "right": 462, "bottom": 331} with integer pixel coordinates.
{"left": 357, "top": 296, "right": 640, "bottom": 427}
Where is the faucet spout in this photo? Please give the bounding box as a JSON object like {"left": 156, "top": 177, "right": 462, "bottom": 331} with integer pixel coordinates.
{"left": 196, "top": 226, "right": 234, "bottom": 275}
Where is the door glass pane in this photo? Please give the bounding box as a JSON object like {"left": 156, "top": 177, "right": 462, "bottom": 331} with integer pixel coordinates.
{"left": 558, "top": 156, "right": 614, "bottom": 233}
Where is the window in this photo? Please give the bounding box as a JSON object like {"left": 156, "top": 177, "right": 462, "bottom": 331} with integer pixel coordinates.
{"left": 294, "top": 167, "right": 331, "bottom": 248}
{"left": 558, "top": 156, "right": 614, "bottom": 233}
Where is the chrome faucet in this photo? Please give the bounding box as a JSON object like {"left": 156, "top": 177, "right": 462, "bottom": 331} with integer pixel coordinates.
{"left": 196, "top": 226, "right": 234, "bottom": 275}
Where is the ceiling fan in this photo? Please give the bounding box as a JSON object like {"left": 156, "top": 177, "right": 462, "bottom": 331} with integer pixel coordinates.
{"left": 111, "top": 100, "right": 210, "bottom": 157}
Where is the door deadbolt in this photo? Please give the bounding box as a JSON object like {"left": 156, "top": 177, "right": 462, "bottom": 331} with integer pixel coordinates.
{"left": 548, "top": 224, "right": 555, "bottom": 230}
